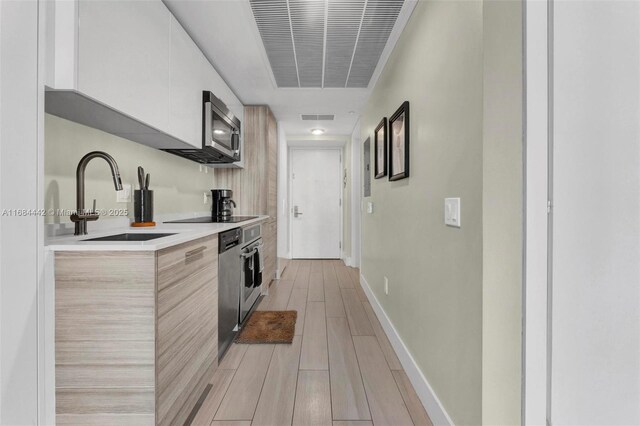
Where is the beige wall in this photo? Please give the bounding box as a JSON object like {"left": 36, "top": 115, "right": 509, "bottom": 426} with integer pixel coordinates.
{"left": 360, "top": 1, "right": 484, "bottom": 423}
{"left": 482, "top": 0, "right": 523, "bottom": 424}
{"left": 45, "top": 114, "right": 217, "bottom": 226}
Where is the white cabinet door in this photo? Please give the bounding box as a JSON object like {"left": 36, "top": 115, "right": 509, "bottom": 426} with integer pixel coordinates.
{"left": 168, "top": 15, "right": 210, "bottom": 148}
{"left": 77, "top": 0, "right": 171, "bottom": 132}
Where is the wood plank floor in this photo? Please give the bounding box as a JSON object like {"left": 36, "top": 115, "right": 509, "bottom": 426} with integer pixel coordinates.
{"left": 193, "top": 260, "right": 432, "bottom": 426}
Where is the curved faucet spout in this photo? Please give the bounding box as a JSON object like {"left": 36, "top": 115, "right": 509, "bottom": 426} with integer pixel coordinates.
{"left": 73, "top": 151, "right": 123, "bottom": 235}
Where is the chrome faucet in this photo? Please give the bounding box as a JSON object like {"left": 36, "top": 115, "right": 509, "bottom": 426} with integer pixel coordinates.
{"left": 71, "top": 151, "right": 123, "bottom": 235}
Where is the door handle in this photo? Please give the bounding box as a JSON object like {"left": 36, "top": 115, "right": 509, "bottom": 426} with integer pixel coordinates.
{"left": 293, "top": 205, "right": 303, "bottom": 218}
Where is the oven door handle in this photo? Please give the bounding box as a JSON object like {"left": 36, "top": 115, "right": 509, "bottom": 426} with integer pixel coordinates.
{"left": 240, "top": 248, "right": 257, "bottom": 259}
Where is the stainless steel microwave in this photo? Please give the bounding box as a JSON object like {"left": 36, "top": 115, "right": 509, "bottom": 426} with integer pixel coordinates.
{"left": 164, "top": 91, "right": 241, "bottom": 164}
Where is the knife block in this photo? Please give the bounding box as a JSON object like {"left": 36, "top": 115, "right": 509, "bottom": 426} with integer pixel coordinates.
{"left": 133, "top": 189, "right": 155, "bottom": 226}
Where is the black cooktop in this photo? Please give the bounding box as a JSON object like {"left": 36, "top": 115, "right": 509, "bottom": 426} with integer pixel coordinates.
{"left": 164, "top": 216, "right": 259, "bottom": 224}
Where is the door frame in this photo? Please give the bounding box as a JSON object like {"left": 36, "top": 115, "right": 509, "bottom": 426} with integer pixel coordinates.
{"left": 523, "top": 0, "right": 551, "bottom": 423}
{"left": 288, "top": 145, "right": 344, "bottom": 260}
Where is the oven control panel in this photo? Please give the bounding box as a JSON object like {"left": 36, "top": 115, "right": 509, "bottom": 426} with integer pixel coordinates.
{"left": 243, "top": 224, "right": 261, "bottom": 243}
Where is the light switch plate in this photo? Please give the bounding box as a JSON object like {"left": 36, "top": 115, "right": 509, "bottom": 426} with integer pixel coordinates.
{"left": 116, "top": 184, "right": 131, "bottom": 203}
{"left": 445, "top": 198, "right": 461, "bottom": 227}
{"left": 367, "top": 202, "right": 374, "bottom": 214}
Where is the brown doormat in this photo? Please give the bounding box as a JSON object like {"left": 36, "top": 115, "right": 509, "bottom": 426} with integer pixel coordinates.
{"left": 235, "top": 311, "right": 297, "bottom": 344}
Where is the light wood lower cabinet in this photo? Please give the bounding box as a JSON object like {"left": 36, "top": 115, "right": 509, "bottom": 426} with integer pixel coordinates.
{"left": 55, "top": 235, "right": 218, "bottom": 425}
{"left": 263, "top": 219, "right": 277, "bottom": 289}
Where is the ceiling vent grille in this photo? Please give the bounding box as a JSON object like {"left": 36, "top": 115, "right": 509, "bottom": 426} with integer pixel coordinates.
{"left": 249, "top": 0, "right": 405, "bottom": 88}
{"left": 301, "top": 114, "right": 335, "bottom": 121}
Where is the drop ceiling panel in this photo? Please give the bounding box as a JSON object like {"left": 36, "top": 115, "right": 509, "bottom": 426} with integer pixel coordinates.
{"left": 348, "top": 0, "right": 404, "bottom": 87}
{"left": 324, "top": 0, "right": 364, "bottom": 87}
{"left": 290, "top": 0, "right": 325, "bottom": 87}
{"left": 249, "top": 0, "right": 404, "bottom": 88}
{"left": 251, "top": 0, "right": 299, "bottom": 87}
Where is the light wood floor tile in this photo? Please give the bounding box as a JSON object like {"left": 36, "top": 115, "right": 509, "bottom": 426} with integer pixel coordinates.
{"left": 341, "top": 289, "right": 374, "bottom": 336}
{"left": 294, "top": 264, "right": 311, "bottom": 289}
{"left": 293, "top": 371, "right": 332, "bottom": 426}
{"left": 393, "top": 370, "right": 433, "bottom": 426}
{"left": 287, "top": 288, "right": 308, "bottom": 335}
{"left": 191, "top": 260, "right": 430, "bottom": 426}
{"left": 348, "top": 267, "right": 360, "bottom": 284}
{"left": 300, "top": 302, "right": 328, "bottom": 370}
{"left": 252, "top": 336, "right": 302, "bottom": 426}
{"left": 192, "top": 369, "right": 235, "bottom": 425}
{"left": 323, "top": 265, "right": 346, "bottom": 318}
{"left": 308, "top": 271, "right": 325, "bottom": 302}
{"left": 218, "top": 344, "right": 249, "bottom": 370}
{"left": 255, "top": 295, "right": 271, "bottom": 311}
{"left": 281, "top": 261, "right": 299, "bottom": 280}
{"left": 361, "top": 302, "right": 402, "bottom": 370}
{"left": 327, "top": 317, "right": 371, "bottom": 421}
{"left": 266, "top": 280, "right": 294, "bottom": 311}
{"left": 335, "top": 265, "right": 354, "bottom": 289}
{"left": 325, "top": 288, "right": 346, "bottom": 318}
{"left": 350, "top": 270, "right": 368, "bottom": 302}
{"left": 322, "top": 262, "right": 338, "bottom": 286}
{"left": 352, "top": 336, "right": 413, "bottom": 426}
{"left": 214, "top": 345, "right": 275, "bottom": 421}
{"left": 310, "top": 260, "right": 323, "bottom": 273}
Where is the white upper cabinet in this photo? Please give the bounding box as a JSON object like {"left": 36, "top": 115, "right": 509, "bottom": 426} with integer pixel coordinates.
{"left": 168, "top": 15, "right": 211, "bottom": 147}
{"left": 77, "top": 0, "right": 171, "bottom": 133}
{"left": 45, "top": 0, "right": 244, "bottom": 158}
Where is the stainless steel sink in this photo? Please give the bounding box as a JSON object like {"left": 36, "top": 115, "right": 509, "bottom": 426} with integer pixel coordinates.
{"left": 82, "top": 233, "right": 176, "bottom": 242}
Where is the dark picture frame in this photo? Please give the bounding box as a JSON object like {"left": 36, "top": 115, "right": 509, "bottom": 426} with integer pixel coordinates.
{"left": 388, "top": 101, "right": 410, "bottom": 181}
{"left": 374, "top": 118, "right": 387, "bottom": 179}
{"left": 363, "top": 137, "right": 372, "bottom": 197}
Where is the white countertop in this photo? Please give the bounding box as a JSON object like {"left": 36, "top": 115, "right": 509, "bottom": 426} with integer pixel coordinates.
{"left": 45, "top": 215, "right": 270, "bottom": 251}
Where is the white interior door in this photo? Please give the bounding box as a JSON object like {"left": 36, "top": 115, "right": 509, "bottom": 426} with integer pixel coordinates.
{"left": 290, "top": 148, "right": 342, "bottom": 259}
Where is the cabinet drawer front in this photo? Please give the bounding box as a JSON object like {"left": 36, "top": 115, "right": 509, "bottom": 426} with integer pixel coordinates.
{"left": 157, "top": 235, "right": 218, "bottom": 292}
{"left": 157, "top": 264, "right": 217, "bottom": 356}
{"left": 55, "top": 252, "right": 156, "bottom": 341}
{"left": 157, "top": 264, "right": 218, "bottom": 425}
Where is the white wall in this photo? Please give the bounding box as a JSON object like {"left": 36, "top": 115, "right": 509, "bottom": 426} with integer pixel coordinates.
{"left": 551, "top": 1, "right": 640, "bottom": 423}
{"left": 0, "top": 0, "right": 44, "bottom": 423}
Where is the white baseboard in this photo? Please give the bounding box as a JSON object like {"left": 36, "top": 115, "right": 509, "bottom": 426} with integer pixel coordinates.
{"left": 359, "top": 274, "right": 454, "bottom": 426}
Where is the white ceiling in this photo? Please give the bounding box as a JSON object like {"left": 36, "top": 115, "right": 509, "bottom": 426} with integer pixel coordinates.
{"left": 163, "top": 0, "right": 416, "bottom": 137}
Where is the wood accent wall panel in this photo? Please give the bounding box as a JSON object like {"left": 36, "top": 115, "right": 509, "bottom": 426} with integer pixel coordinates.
{"left": 266, "top": 107, "right": 278, "bottom": 219}
{"left": 55, "top": 251, "right": 157, "bottom": 424}
{"left": 216, "top": 106, "right": 269, "bottom": 217}
{"left": 216, "top": 105, "right": 278, "bottom": 287}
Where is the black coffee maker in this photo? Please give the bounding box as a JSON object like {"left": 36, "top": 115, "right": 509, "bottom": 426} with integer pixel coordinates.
{"left": 212, "top": 189, "right": 237, "bottom": 221}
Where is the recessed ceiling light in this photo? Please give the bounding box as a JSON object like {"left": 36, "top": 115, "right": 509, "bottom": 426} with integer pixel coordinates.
{"left": 213, "top": 129, "right": 226, "bottom": 135}
{"left": 311, "top": 128, "right": 325, "bottom": 136}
